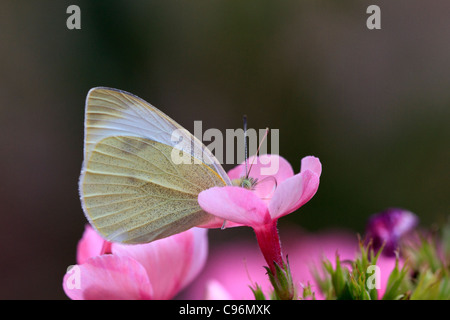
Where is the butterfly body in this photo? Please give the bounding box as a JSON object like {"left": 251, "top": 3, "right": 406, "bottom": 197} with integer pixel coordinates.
{"left": 232, "top": 176, "right": 258, "bottom": 190}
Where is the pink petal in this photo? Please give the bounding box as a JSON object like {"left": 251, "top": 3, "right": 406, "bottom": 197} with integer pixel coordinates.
{"left": 300, "top": 156, "right": 322, "bottom": 177}
{"left": 76, "top": 225, "right": 111, "bottom": 264}
{"left": 227, "top": 154, "right": 294, "bottom": 203}
{"left": 268, "top": 169, "right": 320, "bottom": 220}
{"left": 204, "top": 280, "right": 234, "bottom": 300}
{"left": 63, "top": 255, "right": 153, "bottom": 300}
{"left": 197, "top": 214, "right": 242, "bottom": 229}
{"left": 186, "top": 228, "right": 210, "bottom": 286}
{"left": 198, "top": 186, "right": 270, "bottom": 227}
{"left": 178, "top": 241, "right": 270, "bottom": 300}
{"left": 228, "top": 154, "right": 294, "bottom": 185}
{"left": 112, "top": 228, "right": 208, "bottom": 300}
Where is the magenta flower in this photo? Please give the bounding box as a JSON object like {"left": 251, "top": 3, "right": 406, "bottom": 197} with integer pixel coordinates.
{"left": 180, "top": 230, "right": 356, "bottom": 299}
{"left": 180, "top": 230, "right": 400, "bottom": 300}
{"left": 63, "top": 225, "right": 208, "bottom": 300}
{"left": 198, "top": 155, "right": 321, "bottom": 275}
{"left": 366, "top": 208, "right": 419, "bottom": 257}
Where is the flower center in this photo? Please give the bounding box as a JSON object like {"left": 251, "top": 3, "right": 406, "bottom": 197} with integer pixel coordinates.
{"left": 232, "top": 176, "right": 258, "bottom": 190}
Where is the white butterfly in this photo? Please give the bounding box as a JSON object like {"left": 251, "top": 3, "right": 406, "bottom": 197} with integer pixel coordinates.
{"left": 79, "top": 87, "right": 231, "bottom": 244}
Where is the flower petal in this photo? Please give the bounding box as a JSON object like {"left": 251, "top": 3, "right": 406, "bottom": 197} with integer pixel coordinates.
{"left": 204, "top": 280, "right": 234, "bottom": 300}
{"left": 268, "top": 169, "right": 320, "bottom": 220}
{"left": 365, "top": 208, "right": 418, "bottom": 256}
{"left": 300, "top": 156, "right": 322, "bottom": 177}
{"left": 228, "top": 154, "right": 294, "bottom": 184}
{"left": 177, "top": 241, "right": 270, "bottom": 300}
{"left": 198, "top": 186, "right": 270, "bottom": 227}
{"left": 228, "top": 154, "right": 294, "bottom": 202}
{"left": 112, "top": 228, "right": 208, "bottom": 300}
{"left": 63, "top": 255, "right": 153, "bottom": 300}
{"left": 197, "top": 214, "right": 242, "bottom": 229}
{"left": 76, "top": 225, "right": 111, "bottom": 264}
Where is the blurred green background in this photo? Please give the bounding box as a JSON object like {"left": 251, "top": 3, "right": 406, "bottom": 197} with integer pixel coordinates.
{"left": 0, "top": 1, "right": 448, "bottom": 299}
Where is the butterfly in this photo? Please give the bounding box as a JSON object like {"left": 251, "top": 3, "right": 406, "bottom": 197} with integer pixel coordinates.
{"left": 79, "top": 87, "right": 233, "bottom": 244}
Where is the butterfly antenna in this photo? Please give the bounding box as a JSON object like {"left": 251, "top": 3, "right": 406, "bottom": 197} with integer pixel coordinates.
{"left": 243, "top": 115, "right": 248, "bottom": 183}
{"left": 246, "top": 127, "right": 269, "bottom": 179}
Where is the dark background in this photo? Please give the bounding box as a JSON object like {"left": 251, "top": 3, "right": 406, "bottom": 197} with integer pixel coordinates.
{"left": 0, "top": 1, "right": 448, "bottom": 299}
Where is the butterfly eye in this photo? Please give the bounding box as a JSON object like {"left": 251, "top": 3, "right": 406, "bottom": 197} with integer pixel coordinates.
{"left": 242, "top": 177, "right": 258, "bottom": 190}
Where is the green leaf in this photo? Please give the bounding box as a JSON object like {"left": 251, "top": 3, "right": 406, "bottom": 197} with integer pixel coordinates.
{"left": 264, "top": 259, "right": 296, "bottom": 300}
{"left": 410, "top": 269, "right": 450, "bottom": 300}
{"left": 250, "top": 283, "right": 266, "bottom": 300}
{"left": 382, "top": 255, "right": 410, "bottom": 300}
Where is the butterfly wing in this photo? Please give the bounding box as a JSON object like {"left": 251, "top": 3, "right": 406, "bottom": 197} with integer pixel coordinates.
{"left": 83, "top": 87, "right": 228, "bottom": 178}
{"left": 80, "top": 88, "right": 230, "bottom": 244}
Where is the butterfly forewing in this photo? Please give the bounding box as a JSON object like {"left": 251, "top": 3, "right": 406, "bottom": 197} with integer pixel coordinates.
{"left": 83, "top": 87, "right": 230, "bottom": 182}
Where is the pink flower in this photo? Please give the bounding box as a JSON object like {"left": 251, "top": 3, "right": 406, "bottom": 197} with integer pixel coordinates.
{"left": 63, "top": 225, "right": 208, "bottom": 300}
{"left": 199, "top": 155, "right": 321, "bottom": 228}
{"left": 180, "top": 229, "right": 399, "bottom": 300}
{"left": 198, "top": 155, "right": 321, "bottom": 274}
